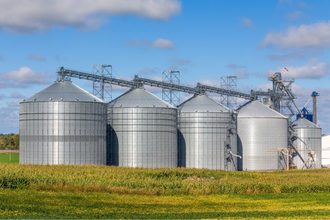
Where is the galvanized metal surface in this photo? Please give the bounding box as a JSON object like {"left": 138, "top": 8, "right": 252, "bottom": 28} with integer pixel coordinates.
{"left": 293, "top": 118, "right": 322, "bottom": 169}
{"left": 107, "top": 88, "right": 177, "bottom": 168}
{"left": 19, "top": 80, "right": 107, "bottom": 165}
{"left": 26, "top": 80, "right": 103, "bottom": 102}
{"left": 109, "top": 88, "right": 174, "bottom": 108}
{"left": 178, "top": 94, "right": 238, "bottom": 170}
{"left": 237, "top": 101, "right": 288, "bottom": 171}
{"left": 322, "top": 135, "right": 330, "bottom": 166}
{"left": 238, "top": 100, "right": 285, "bottom": 118}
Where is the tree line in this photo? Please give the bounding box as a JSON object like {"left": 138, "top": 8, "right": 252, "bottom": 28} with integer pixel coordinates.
{"left": 0, "top": 134, "right": 19, "bottom": 150}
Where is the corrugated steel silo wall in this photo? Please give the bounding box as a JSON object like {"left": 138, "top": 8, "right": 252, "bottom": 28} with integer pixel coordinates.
{"left": 19, "top": 101, "right": 107, "bottom": 165}
{"left": 107, "top": 107, "right": 177, "bottom": 168}
{"left": 293, "top": 127, "right": 322, "bottom": 168}
{"left": 178, "top": 111, "right": 238, "bottom": 170}
{"left": 237, "top": 118, "right": 288, "bottom": 170}
{"left": 322, "top": 136, "right": 330, "bottom": 166}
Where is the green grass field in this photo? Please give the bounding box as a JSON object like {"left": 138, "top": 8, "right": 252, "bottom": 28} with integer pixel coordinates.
{"left": 1, "top": 190, "right": 330, "bottom": 219}
{"left": 1, "top": 164, "right": 330, "bottom": 218}
{"left": 0, "top": 153, "right": 19, "bottom": 164}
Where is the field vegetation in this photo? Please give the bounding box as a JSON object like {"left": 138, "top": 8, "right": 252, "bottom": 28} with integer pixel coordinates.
{"left": 0, "top": 165, "right": 330, "bottom": 195}
{"left": 0, "top": 164, "right": 330, "bottom": 218}
{"left": 1, "top": 190, "right": 330, "bottom": 219}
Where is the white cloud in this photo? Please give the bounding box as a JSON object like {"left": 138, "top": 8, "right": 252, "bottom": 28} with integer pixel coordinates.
{"left": 262, "top": 21, "right": 330, "bottom": 48}
{"left": 2, "top": 66, "right": 50, "bottom": 85}
{"left": 0, "top": 0, "right": 181, "bottom": 32}
{"left": 242, "top": 18, "right": 253, "bottom": 28}
{"left": 152, "top": 38, "right": 175, "bottom": 49}
{"left": 129, "top": 38, "right": 175, "bottom": 49}
{"left": 271, "top": 61, "right": 329, "bottom": 79}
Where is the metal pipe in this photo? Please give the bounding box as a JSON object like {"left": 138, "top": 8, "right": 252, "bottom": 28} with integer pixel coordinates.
{"left": 312, "top": 91, "right": 319, "bottom": 126}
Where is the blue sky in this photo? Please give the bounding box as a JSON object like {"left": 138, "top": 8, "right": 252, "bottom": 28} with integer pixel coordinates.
{"left": 1, "top": 0, "right": 330, "bottom": 133}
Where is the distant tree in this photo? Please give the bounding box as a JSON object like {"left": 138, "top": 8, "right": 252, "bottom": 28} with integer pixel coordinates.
{"left": 0, "top": 134, "right": 19, "bottom": 150}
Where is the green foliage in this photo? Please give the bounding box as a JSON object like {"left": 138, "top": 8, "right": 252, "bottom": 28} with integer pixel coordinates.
{"left": 0, "top": 134, "right": 19, "bottom": 150}
{"left": 0, "top": 176, "right": 30, "bottom": 189}
{"left": 0, "top": 153, "right": 19, "bottom": 164}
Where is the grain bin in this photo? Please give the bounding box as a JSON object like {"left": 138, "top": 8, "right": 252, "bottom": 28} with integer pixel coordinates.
{"left": 292, "top": 118, "right": 322, "bottom": 169}
{"left": 19, "top": 80, "right": 107, "bottom": 165}
{"left": 107, "top": 88, "right": 177, "bottom": 168}
{"left": 237, "top": 100, "right": 288, "bottom": 171}
{"left": 178, "top": 94, "right": 238, "bottom": 170}
{"left": 322, "top": 135, "right": 330, "bottom": 167}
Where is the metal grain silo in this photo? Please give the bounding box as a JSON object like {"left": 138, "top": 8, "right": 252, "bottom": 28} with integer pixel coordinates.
{"left": 237, "top": 100, "right": 288, "bottom": 171}
{"left": 292, "top": 118, "right": 322, "bottom": 169}
{"left": 19, "top": 80, "right": 107, "bottom": 165}
{"left": 107, "top": 88, "right": 177, "bottom": 168}
{"left": 178, "top": 94, "right": 238, "bottom": 170}
{"left": 322, "top": 135, "right": 330, "bottom": 167}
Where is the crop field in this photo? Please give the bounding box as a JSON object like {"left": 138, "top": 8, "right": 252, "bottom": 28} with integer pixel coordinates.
{"left": 0, "top": 153, "right": 19, "bottom": 164}
{"left": 0, "top": 164, "right": 330, "bottom": 218}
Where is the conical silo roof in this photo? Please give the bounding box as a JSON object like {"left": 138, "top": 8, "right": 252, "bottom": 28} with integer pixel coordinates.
{"left": 238, "top": 100, "right": 287, "bottom": 118}
{"left": 109, "top": 88, "right": 175, "bottom": 108}
{"left": 178, "top": 94, "right": 229, "bottom": 112}
{"left": 23, "top": 80, "right": 104, "bottom": 102}
{"left": 292, "top": 117, "right": 319, "bottom": 128}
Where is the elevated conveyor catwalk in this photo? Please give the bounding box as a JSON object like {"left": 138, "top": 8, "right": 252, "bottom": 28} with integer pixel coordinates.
{"left": 57, "top": 67, "right": 252, "bottom": 100}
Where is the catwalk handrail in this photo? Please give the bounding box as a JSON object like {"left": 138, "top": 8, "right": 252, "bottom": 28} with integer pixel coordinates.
{"left": 58, "top": 67, "right": 135, "bottom": 87}
{"left": 58, "top": 67, "right": 252, "bottom": 99}
{"left": 133, "top": 75, "right": 197, "bottom": 94}
{"left": 196, "top": 83, "right": 251, "bottom": 99}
